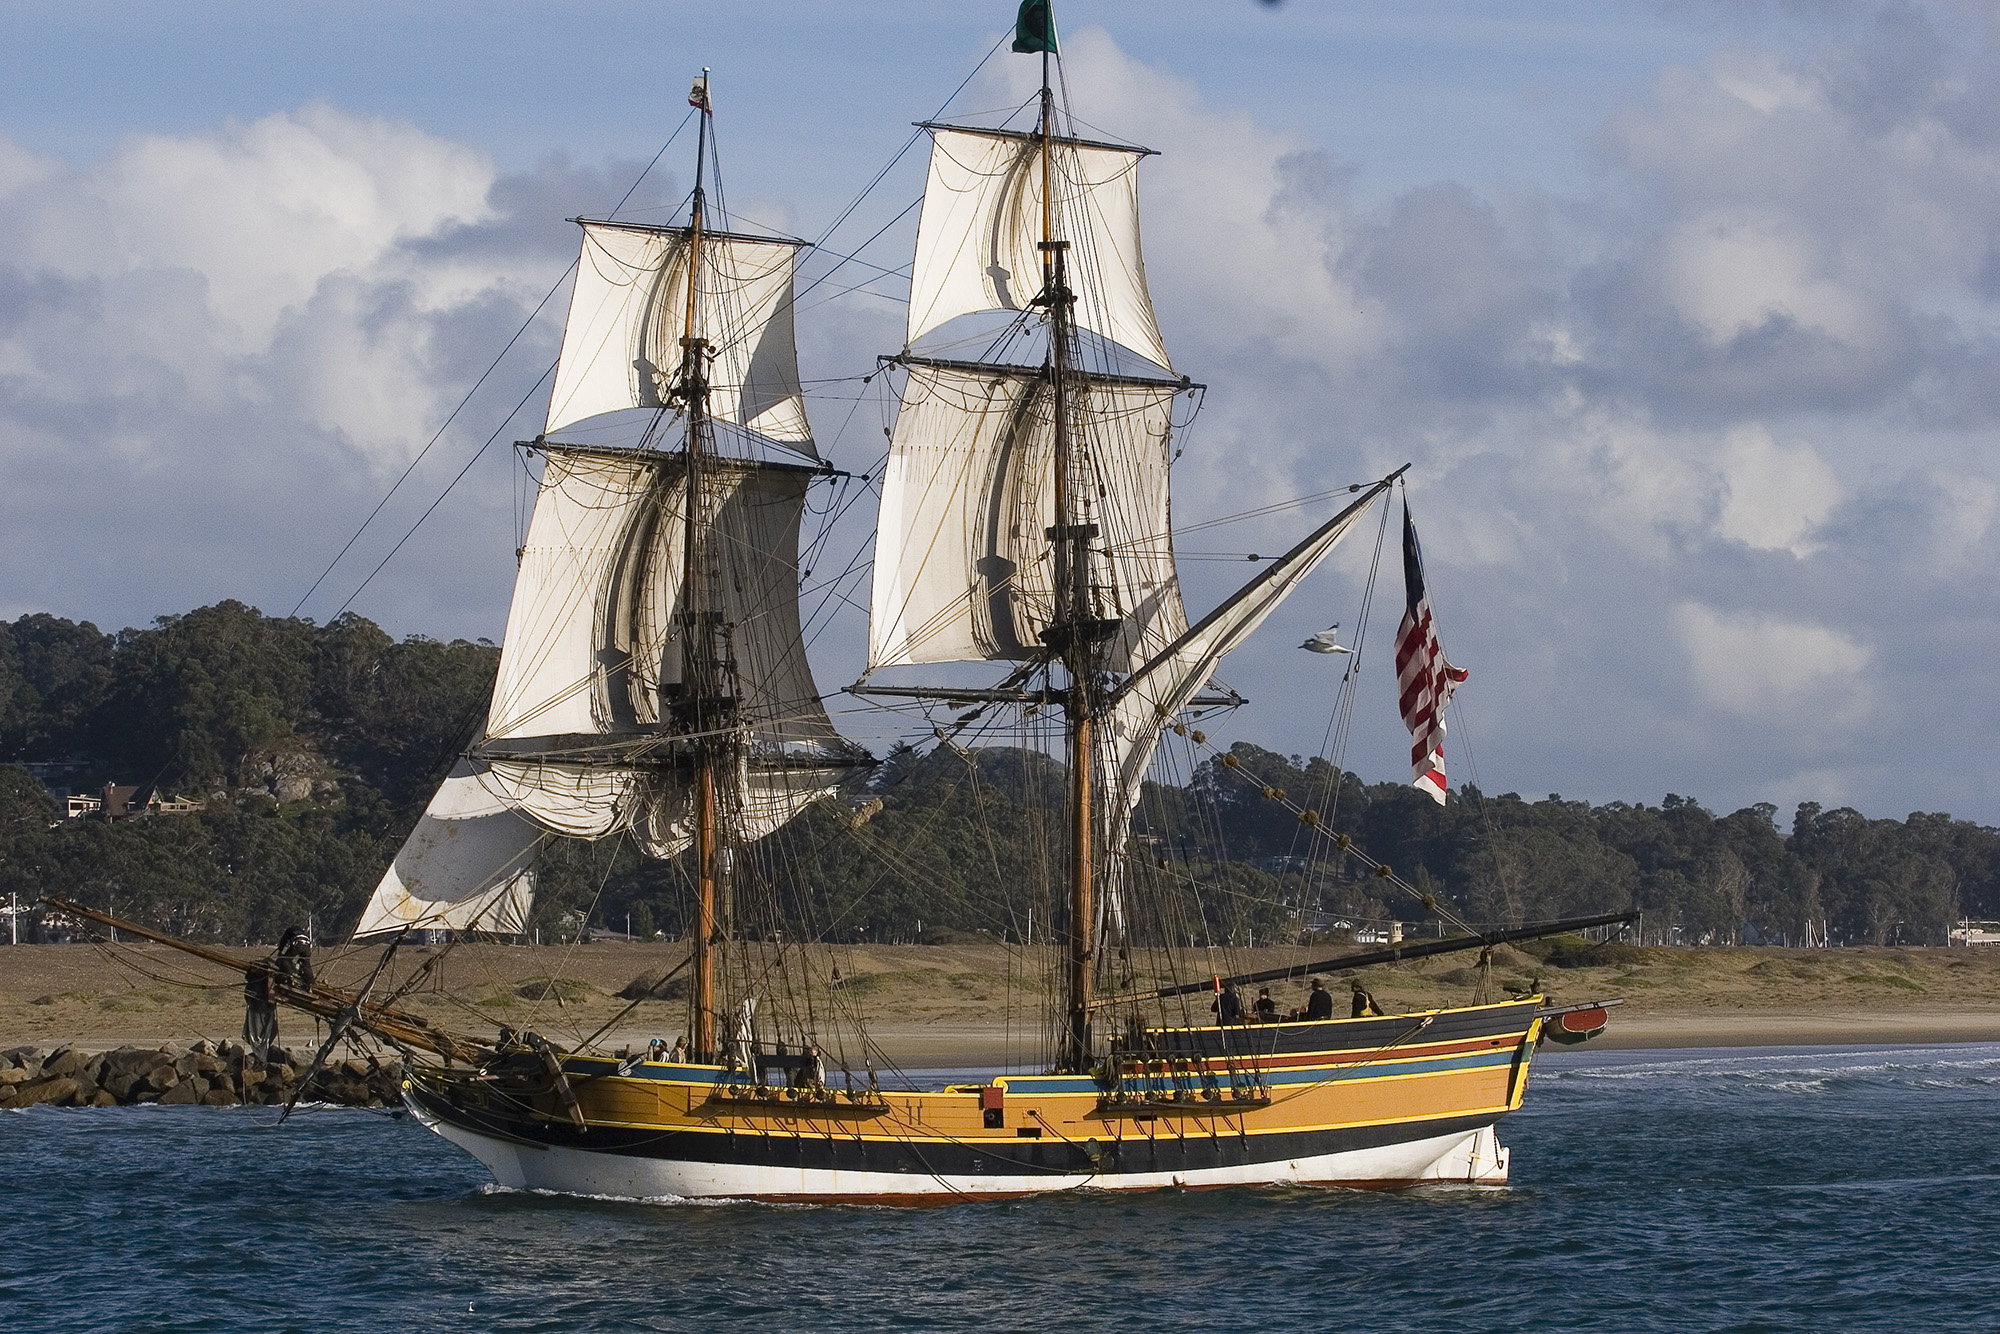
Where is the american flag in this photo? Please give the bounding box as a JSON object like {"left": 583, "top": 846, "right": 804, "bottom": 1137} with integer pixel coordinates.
{"left": 1393, "top": 503, "right": 1467, "bottom": 804}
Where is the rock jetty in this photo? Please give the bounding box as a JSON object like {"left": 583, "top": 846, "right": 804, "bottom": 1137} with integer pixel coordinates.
{"left": 0, "top": 1041, "right": 405, "bottom": 1109}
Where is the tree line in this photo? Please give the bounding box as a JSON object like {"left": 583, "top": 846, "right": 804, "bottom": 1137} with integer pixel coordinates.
{"left": 1, "top": 602, "right": 1993, "bottom": 948}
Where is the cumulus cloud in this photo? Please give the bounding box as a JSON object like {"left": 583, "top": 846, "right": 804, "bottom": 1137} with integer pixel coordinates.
{"left": 1674, "top": 601, "right": 1873, "bottom": 724}
{"left": 0, "top": 106, "right": 676, "bottom": 640}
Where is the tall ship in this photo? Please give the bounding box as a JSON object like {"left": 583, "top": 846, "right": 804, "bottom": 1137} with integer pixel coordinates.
{"left": 59, "top": 5, "right": 1624, "bottom": 1203}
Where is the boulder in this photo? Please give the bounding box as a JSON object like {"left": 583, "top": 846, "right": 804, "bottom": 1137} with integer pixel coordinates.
{"left": 0, "top": 1067, "right": 28, "bottom": 1088}
{"left": 3, "top": 1046, "right": 42, "bottom": 1068}
{"left": 193, "top": 1053, "right": 226, "bottom": 1077}
{"left": 88, "top": 1090, "right": 117, "bottom": 1107}
{"left": 199, "top": 1089, "right": 235, "bottom": 1106}
{"left": 172, "top": 1053, "right": 199, "bottom": 1080}
{"left": 157, "top": 1080, "right": 201, "bottom": 1106}
{"left": 339, "top": 1058, "right": 372, "bottom": 1081}
{"left": 103, "top": 1072, "right": 143, "bottom": 1101}
{"left": 142, "top": 1065, "right": 179, "bottom": 1094}
{"left": 82, "top": 1055, "right": 107, "bottom": 1088}
{"left": 13, "top": 1076, "right": 78, "bottom": 1108}
{"left": 42, "top": 1049, "right": 90, "bottom": 1079}
{"left": 102, "top": 1046, "right": 171, "bottom": 1080}
{"left": 239, "top": 1068, "right": 266, "bottom": 1089}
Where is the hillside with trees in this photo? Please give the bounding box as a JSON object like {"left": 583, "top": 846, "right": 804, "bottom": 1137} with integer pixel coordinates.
{"left": 2, "top": 603, "right": 1995, "bottom": 949}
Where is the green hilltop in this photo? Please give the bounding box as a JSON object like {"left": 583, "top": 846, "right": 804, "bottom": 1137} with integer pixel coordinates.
{"left": 2, "top": 602, "right": 1994, "bottom": 949}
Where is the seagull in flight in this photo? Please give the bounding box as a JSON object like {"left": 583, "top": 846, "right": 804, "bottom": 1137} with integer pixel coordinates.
{"left": 1301, "top": 624, "right": 1351, "bottom": 655}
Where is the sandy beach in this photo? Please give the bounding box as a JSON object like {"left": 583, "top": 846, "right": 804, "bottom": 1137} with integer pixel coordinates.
{"left": 6, "top": 937, "right": 2000, "bottom": 1066}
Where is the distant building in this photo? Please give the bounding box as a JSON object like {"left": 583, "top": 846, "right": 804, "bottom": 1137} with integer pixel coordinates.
{"left": 69, "top": 783, "right": 204, "bottom": 821}
{"left": 1951, "top": 922, "right": 2000, "bottom": 946}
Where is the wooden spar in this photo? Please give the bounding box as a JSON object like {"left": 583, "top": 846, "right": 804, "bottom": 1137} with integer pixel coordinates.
{"left": 39, "top": 896, "right": 485, "bottom": 1063}
{"left": 1085, "top": 909, "right": 1641, "bottom": 1010}
{"left": 682, "top": 74, "right": 720, "bottom": 1063}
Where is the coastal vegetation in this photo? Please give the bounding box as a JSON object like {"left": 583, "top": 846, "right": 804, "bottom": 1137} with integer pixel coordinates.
{"left": 2, "top": 602, "right": 1994, "bottom": 949}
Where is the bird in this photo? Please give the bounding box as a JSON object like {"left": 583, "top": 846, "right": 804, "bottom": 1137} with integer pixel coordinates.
{"left": 1300, "top": 624, "right": 1351, "bottom": 654}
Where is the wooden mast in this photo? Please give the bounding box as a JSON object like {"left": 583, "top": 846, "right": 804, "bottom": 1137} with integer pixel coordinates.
{"left": 681, "top": 70, "right": 720, "bottom": 1061}
{"left": 1040, "top": 45, "right": 1095, "bottom": 1073}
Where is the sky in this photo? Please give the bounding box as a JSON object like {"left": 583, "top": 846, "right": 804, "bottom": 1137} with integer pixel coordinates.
{"left": 2, "top": 1, "right": 1996, "bottom": 824}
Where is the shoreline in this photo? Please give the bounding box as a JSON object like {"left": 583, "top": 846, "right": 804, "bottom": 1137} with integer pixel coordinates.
{"left": 8, "top": 940, "right": 2000, "bottom": 1064}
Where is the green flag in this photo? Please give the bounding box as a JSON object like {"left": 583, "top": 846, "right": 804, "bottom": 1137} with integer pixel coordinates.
{"left": 1012, "top": 0, "right": 1057, "bottom": 54}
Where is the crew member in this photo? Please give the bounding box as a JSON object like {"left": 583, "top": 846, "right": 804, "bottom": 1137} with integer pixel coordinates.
{"left": 1351, "top": 981, "right": 1384, "bottom": 1018}
{"left": 1304, "top": 977, "right": 1335, "bottom": 1021}
{"left": 1253, "top": 988, "right": 1278, "bottom": 1022}
{"left": 1212, "top": 980, "right": 1244, "bottom": 1025}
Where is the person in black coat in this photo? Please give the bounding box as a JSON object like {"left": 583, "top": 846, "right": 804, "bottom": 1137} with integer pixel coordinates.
{"left": 1212, "top": 980, "right": 1244, "bottom": 1024}
{"left": 1253, "top": 988, "right": 1278, "bottom": 1022}
{"left": 1304, "top": 977, "right": 1336, "bottom": 1021}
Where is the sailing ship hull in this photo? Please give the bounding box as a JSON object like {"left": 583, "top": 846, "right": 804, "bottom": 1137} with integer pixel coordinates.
{"left": 403, "top": 998, "right": 1541, "bottom": 1204}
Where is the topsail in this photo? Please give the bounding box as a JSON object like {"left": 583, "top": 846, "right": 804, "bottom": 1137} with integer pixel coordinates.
{"left": 907, "top": 126, "right": 1171, "bottom": 374}
{"left": 545, "top": 221, "right": 815, "bottom": 454}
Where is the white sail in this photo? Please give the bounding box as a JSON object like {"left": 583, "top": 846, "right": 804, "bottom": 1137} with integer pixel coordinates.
{"left": 353, "top": 762, "right": 540, "bottom": 939}
{"left": 545, "top": 222, "right": 814, "bottom": 453}
{"left": 479, "top": 446, "right": 859, "bottom": 847}
{"left": 1099, "top": 485, "right": 1392, "bottom": 859}
{"left": 486, "top": 451, "right": 651, "bottom": 746}
{"left": 867, "top": 364, "right": 1185, "bottom": 670}
{"left": 909, "top": 127, "right": 1171, "bottom": 374}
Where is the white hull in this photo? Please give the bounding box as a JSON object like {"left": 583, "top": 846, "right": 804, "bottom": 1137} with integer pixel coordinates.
{"left": 410, "top": 1098, "right": 1509, "bottom": 1202}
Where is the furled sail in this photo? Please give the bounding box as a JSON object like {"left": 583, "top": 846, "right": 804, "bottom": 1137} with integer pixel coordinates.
{"left": 909, "top": 127, "right": 1170, "bottom": 373}
{"left": 353, "top": 762, "right": 540, "bottom": 940}
{"left": 544, "top": 221, "right": 815, "bottom": 454}
{"left": 476, "top": 445, "right": 864, "bottom": 850}
{"left": 867, "top": 364, "right": 1186, "bottom": 670}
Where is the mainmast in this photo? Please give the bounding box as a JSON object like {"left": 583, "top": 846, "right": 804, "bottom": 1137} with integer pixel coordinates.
{"left": 680, "top": 70, "right": 723, "bottom": 1061}
{"left": 1037, "top": 45, "right": 1100, "bottom": 1074}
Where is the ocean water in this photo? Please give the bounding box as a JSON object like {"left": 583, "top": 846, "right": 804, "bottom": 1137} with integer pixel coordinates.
{"left": 6, "top": 1044, "right": 2000, "bottom": 1333}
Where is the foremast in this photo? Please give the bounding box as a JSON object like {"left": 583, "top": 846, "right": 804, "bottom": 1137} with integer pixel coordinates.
{"left": 359, "top": 70, "right": 870, "bottom": 1051}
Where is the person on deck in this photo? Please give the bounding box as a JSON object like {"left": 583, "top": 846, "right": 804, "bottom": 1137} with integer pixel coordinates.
{"left": 1212, "top": 980, "right": 1244, "bottom": 1025}
{"left": 1304, "top": 977, "right": 1336, "bottom": 1021}
{"left": 1351, "top": 982, "right": 1384, "bottom": 1018}
{"left": 1253, "top": 988, "right": 1278, "bottom": 1022}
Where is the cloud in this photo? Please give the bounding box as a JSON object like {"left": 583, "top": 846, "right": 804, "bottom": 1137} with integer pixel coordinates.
{"left": 0, "top": 106, "right": 674, "bottom": 639}
{"left": 1673, "top": 601, "right": 1873, "bottom": 724}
